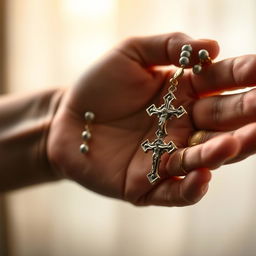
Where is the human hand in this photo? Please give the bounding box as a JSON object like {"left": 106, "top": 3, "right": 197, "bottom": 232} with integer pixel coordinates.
{"left": 48, "top": 32, "right": 256, "bottom": 206}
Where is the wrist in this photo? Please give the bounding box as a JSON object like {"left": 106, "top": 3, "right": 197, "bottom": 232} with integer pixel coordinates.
{"left": 0, "top": 89, "right": 64, "bottom": 192}
{"left": 40, "top": 89, "right": 65, "bottom": 181}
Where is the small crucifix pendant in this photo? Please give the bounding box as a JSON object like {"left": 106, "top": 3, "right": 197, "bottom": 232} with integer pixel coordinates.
{"left": 141, "top": 47, "right": 190, "bottom": 184}
{"left": 141, "top": 138, "right": 176, "bottom": 183}
{"left": 146, "top": 91, "right": 186, "bottom": 137}
{"left": 141, "top": 92, "right": 186, "bottom": 183}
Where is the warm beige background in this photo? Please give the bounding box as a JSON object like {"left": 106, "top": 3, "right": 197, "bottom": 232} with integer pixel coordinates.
{"left": 4, "top": 0, "right": 256, "bottom": 255}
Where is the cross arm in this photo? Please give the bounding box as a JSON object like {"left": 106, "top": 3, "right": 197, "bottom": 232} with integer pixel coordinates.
{"left": 141, "top": 139, "right": 154, "bottom": 152}
{"left": 172, "top": 105, "right": 187, "bottom": 118}
{"left": 159, "top": 140, "right": 177, "bottom": 153}
{"left": 146, "top": 104, "right": 158, "bottom": 116}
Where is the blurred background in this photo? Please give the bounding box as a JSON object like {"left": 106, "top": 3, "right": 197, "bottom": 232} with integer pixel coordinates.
{"left": 1, "top": 0, "right": 256, "bottom": 255}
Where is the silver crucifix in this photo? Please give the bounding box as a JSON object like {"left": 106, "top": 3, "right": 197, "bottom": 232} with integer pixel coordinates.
{"left": 146, "top": 91, "right": 187, "bottom": 137}
{"left": 141, "top": 45, "right": 191, "bottom": 184}
{"left": 141, "top": 138, "right": 176, "bottom": 183}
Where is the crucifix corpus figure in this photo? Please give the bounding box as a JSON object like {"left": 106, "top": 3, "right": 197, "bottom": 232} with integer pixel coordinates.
{"left": 141, "top": 138, "right": 176, "bottom": 183}
{"left": 146, "top": 92, "right": 186, "bottom": 137}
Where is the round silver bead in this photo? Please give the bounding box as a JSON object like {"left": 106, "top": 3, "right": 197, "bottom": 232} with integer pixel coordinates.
{"left": 84, "top": 111, "right": 95, "bottom": 122}
{"left": 193, "top": 64, "right": 202, "bottom": 74}
{"left": 180, "top": 50, "right": 191, "bottom": 58}
{"left": 82, "top": 130, "right": 91, "bottom": 140}
{"left": 80, "top": 143, "right": 89, "bottom": 153}
{"left": 179, "top": 56, "right": 190, "bottom": 66}
{"left": 181, "top": 44, "right": 192, "bottom": 52}
{"left": 198, "top": 49, "right": 209, "bottom": 60}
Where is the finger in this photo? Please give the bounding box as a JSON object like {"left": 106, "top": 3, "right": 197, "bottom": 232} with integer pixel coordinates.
{"left": 192, "top": 88, "right": 256, "bottom": 131}
{"left": 164, "top": 134, "right": 240, "bottom": 176}
{"left": 228, "top": 123, "right": 256, "bottom": 162}
{"left": 138, "top": 168, "right": 211, "bottom": 207}
{"left": 117, "top": 32, "right": 219, "bottom": 67}
{"left": 188, "top": 123, "right": 256, "bottom": 164}
{"left": 191, "top": 55, "right": 256, "bottom": 95}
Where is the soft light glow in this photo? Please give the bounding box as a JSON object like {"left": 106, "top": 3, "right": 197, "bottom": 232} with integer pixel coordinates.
{"left": 62, "top": 0, "right": 116, "bottom": 19}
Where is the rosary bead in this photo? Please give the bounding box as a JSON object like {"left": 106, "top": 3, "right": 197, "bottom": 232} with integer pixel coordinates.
{"left": 181, "top": 44, "right": 192, "bottom": 52}
{"left": 180, "top": 50, "right": 191, "bottom": 58}
{"left": 80, "top": 143, "right": 89, "bottom": 153}
{"left": 179, "top": 56, "right": 190, "bottom": 66}
{"left": 193, "top": 64, "right": 202, "bottom": 74}
{"left": 82, "top": 130, "right": 91, "bottom": 140}
{"left": 84, "top": 111, "right": 95, "bottom": 122}
{"left": 198, "top": 49, "right": 209, "bottom": 60}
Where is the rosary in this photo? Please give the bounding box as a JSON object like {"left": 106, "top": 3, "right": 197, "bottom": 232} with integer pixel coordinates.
{"left": 141, "top": 44, "right": 211, "bottom": 184}
{"left": 80, "top": 44, "right": 211, "bottom": 185}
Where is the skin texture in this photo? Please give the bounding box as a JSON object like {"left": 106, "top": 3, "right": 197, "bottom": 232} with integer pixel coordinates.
{"left": 47, "top": 32, "right": 256, "bottom": 207}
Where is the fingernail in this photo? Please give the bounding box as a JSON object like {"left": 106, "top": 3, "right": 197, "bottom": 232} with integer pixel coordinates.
{"left": 201, "top": 183, "right": 209, "bottom": 194}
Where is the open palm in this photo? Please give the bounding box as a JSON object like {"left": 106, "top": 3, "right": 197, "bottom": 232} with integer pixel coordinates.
{"left": 48, "top": 33, "right": 256, "bottom": 207}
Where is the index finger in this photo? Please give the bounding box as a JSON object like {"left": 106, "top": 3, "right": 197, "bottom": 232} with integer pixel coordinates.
{"left": 117, "top": 32, "right": 220, "bottom": 67}
{"left": 191, "top": 55, "right": 256, "bottom": 95}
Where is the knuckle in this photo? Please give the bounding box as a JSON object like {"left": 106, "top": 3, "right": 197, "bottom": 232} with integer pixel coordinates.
{"left": 232, "top": 55, "right": 256, "bottom": 85}
{"left": 235, "top": 93, "right": 245, "bottom": 118}
{"left": 167, "top": 32, "right": 189, "bottom": 50}
{"left": 162, "top": 185, "right": 179, "bottom": 206}
{"left": 212, "top": 96, "right": 223, "bottom": 124}
{"left": 118, "top": 36, "right": 140, "bottom": 49}
{"left": 179, "top": 185, "right": 195, "bottom": 206}
{"left": 169, "top": 32, "right": 188, "bottom": 41}
{"left": 243, "top": 89, "right": 256, "bottom": 115}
